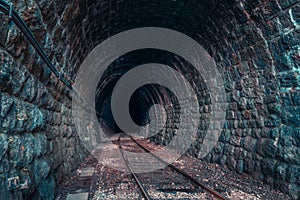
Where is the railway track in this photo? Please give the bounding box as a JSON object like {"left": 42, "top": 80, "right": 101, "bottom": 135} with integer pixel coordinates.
{"left": 117, "top": 134, "right": 230, "bottom": 200}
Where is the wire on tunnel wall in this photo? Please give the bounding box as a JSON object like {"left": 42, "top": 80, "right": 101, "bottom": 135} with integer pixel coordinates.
{"left": 0, "top": 0, "right": 73, "bottom": 89}
{"left": 0, "top": 0, "right": 102, "bottom": 117}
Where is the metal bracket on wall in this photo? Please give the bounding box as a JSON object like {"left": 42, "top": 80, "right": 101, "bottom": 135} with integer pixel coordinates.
{"left": 7, "top": 176, "right": 20, "bottom": 190}
{"left": 7, "top": 176, "right": 28, "bottom": 190}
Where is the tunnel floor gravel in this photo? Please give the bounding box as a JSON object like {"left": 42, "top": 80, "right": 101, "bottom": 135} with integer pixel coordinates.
{"left": 56, "top": 137, "right": 290, "bottom": 200}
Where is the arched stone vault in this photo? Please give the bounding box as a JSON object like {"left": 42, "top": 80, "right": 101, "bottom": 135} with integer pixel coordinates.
{"left": 0, "top": 0, "right": 299, "bottom": 199}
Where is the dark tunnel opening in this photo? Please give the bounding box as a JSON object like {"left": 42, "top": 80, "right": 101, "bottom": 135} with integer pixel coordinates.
{"left": 95, "top": 84, "right": 163, "bottom": 134}
{"left": 95, "top": 49, "right": 188, "bottom": 137}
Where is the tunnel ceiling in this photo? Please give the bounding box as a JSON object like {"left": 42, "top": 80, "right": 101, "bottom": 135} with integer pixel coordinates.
{"left": 51, "top": 0, "right": 238, "bottom": 75}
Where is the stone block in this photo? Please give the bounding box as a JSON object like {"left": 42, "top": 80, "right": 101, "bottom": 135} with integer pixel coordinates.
{"left": 275, "top": 164, "right": 287, "bottom": 180}
{"left": 219, "top": 130, "right": 231, "bottom": 142}
{"left": 35, "top": 0, "right": 57, "bottom": 31}
{"left": 229, "top": 135, "right": 242, "bottom": 146}
{"left": 0, "top": 133, "right": 9, "bottom": 161}
{"left": 279, "top": 126, "right": 294, "bottom": 146}
{"left": 261, "top": 0, "right": 281, "bottom": 20}
{"left": 226, "top": 110, "right": 235, "bottom": 120}
{"left": 5, "top": 133, "right": 37, "bottom": 167}
{"left": 19, "top": 76, "right": 38, "bottom": 103}
{"left": 261, "top": 159, "right": 277, "bottom": 176}
{"left": 226, "top": 156, "right": 237, "bottom": 171}
{"left": 232, "top": 6, "right": 248, "bottom": 23}
{"left": 270, "top": 40, "right": 293, "bottom": 72}
{"left": 257, "top": 139, "right": 277, "bottom": 158}
{"left": 293, "top": 128, "right": 300, "bottom": 146}
{"left": 268, "top": 103, "right": 281, "bottom": 114}
{"left": 244, "top": 157, "right": 254, "bottom": 173}
{"left": 243, "top": 0, "right": 261, "bottom": 12}
{"left": 277, "top": 0, "right": 300, "bottom": 9}
{"left": 264, "top": 115, "right": 281, "bottom": 128}
{"left": 288, "top": 183, "right": 300, "bottom": 200}
{"left": 0, "top": 15, "right": 9, "bottom": 46}
{"left": 279, "top": 13, "right": 294, "bottom": 30}
{"left": 279, "top": 71, "right": 299, "bottom": 88}
{"left": 291, "top": 4, "right": 300, "bottom": 24}
{"left": 286, "top": 165, "right": 300, "bottom": 183}
{"left": 243, "top": 136, "right": 257, "bottom": 152}
{"left": 281, "top": 92, "right": 293, "bottom": 106}
{"left": 291, "top": 91, "right": 300, "bottom": 105}
{"left": 34, "top": 160, "right": 50, "bottom": 183}
{"left": 0, "top": 94, "right": 14, "bottom": 120}
{"left": 281, "top": 106, "right": 300, "bottom": 126}
{"left": 37, "top": 176, "right": 55, "bottom": 200}
{"left": 224, "top": 144, "right": 235, "bottom": 155}
{"left": 234, "top": 147, "right": 247, "bottom": 160}
{"left": 277, "top": 146, "right": 300, "bottom": 164}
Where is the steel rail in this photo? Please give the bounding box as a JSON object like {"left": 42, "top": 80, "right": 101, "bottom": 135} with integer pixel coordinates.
{"left": 130, "top": 136, "right": 231, "bottom": 200}
{"left": 117, "top": 134, "right": 152, "bottom": 200}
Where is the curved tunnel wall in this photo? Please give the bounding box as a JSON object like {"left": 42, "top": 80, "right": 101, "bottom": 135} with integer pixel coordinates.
{"left": 0, "top": 0, "right": 299, "bottom": 199}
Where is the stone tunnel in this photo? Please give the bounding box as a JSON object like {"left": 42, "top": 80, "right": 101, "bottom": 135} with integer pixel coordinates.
{"left": 0, "top": 0, "right": 299, "bottom": 199}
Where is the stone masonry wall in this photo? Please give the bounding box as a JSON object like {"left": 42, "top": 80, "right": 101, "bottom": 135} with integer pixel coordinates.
{"left": 149, "top": 1, "right": 300, "bottom": 199}
{"left": 200, "top": 1, "right": 300, "bottom": 199}
{"left": 0, "top": 0, "right": 299, "bottom": 199}
{"left": 0, "top": 0, "right": 88, "bottom": 199}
